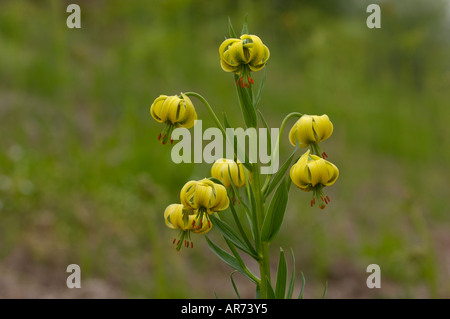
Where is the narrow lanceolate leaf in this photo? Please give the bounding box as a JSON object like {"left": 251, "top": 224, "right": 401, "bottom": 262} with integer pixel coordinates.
{"left": 230, "top": 271, "right": 241, "bottom": 299}
{"left": 275, "top": 248, "right": 287, "bottom": 299}
{"left": 209, "top": 214, "right": 259, "bottom": 259}
{"left": 265, "top": 277, "right": 276, "bottom": 299}
{"left": 261, "top": 180, "right": 289, "bottom": 243}
{"left": 228, "top": 17, "right": 237, "bottom": 38}
{"left": 223, "top": 112, "right": 232, "bottom": 129}
{"left": 322, "top": 281, "right": 328, "bottom": 299}
{"left": 287, "top": 248, "right": 296, "bottom": 299}
{"left": 205, "top": 236, "right": 255, "bottom": 283}
{"left": 263, "top": 144, "right": 298, "bottom": 199}
{"left": 298, "top": 272, "right": 306, "bottom": 299}
{"left": 254, "top": 67, "right": 267, "bottom": 109}
{"left": 241, "top": 14, "right": 249, "bottom": 35}
{"left": 257, "top": 109, "right": 271, "bottom": 154}
{"left": 235, "top": 74, "right": 257, "bottom": 128}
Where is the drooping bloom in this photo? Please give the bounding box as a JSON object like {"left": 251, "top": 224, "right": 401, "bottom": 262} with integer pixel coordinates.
{"left": 150, "top": 93, "right": 197, "bottom": 144}
{"left": 211, "top": 158, "right": 246, "bottom": 188}
{"left": 180, "top": 178, "right": 229, "bottom": 228}
{"left": 290, "top": 150, "right": 339, "bottom": 209}
{"left": 219, "top": 34, "right": 270, "bottom": 87}
{"left": 164, "top": 203, "right": 212, "bottom": 250}
{"left": 289, "top": 115, "right": 333, "bottom": 158}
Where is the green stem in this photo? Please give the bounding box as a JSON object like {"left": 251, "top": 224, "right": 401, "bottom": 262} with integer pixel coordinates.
{"left": 184, "top": 92, "right": 227, "bottom": 136}
{"left": 252, "top": 162, "right": 270, "bottom": 298}
{"left": 186, "top": 91, "right": 252, "bottom": 172}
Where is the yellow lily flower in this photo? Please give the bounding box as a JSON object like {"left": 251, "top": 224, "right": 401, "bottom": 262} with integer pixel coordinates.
{"left": 211, "top": 158, "right": 246, "bottom": 188}
{"left": 289, "top": 115, "right": 333, "bottom": 158}
{"left": 219, "top": 34, "right": 270, "bottom": 87}
{"left": 164, "top": 203, "right": 212, "bottom": 250}
{"left": 180, "top": 178, "right": 229, "bottom": 230}
{"left": 290, "top": 150, "right": 339, "bottom": 209}
{"left": 150, "top": 93, "right": 197, "bottom": 145}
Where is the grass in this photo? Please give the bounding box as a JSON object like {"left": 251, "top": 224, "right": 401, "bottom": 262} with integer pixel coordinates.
{"left": 0, "top": 0, "right": 449, "bottom": 298}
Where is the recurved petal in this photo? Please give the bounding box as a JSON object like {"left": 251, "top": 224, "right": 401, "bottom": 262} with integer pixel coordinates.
{"left": 228, "top": 40, "right": 247, "bottom": 64}
{"left": 193, "top": 182, "right": 213, "bottom": 208}
{"left": 180, "top": 181, "right": 198, "bottom": 209}
{"left": 164, "top": 204, "right": 179, "bottom": 229}
{"left": 298, "top": 115, "right": 316, "bottom": 144}
{"left": 323, "top": 161, "right": 339, "bottom": 186}
{"left": 313, "top": 115, "right": 333, "bottom": 142}
{"left": 211, "top": 183, "right": 229, "bottom": 212}
{"left": 150, "top": 95, "right": 168, "bottom": 123}
{"left": 308, "top": 158, "right": 329, "bottom": 187}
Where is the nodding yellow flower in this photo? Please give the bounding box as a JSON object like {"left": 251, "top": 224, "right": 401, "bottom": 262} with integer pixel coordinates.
{"left": 180, "top": 178, "right": 229, "bottom": 229}
{"left": 290, "top": 150, "right": 339, "bottom": 209}
{"left": 150, "top": 93, "right": 197, "bottom": 145}
{"left": 211, "top": 158, "right": 246, "bottom": 188}
{"left": 164, "top": 204, "right": 212, "bottom": 251}
{"left": 219, "top": 34, "right": 270, "bottom": 87}
{"left": 289, "top": 115, "right": 333, "bottom": 158}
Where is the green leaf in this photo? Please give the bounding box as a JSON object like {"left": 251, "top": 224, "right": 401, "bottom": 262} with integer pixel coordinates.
{"left": 234, "top": 74, "right": 257, "bottom": 128}
{"left": 223, "top": 112, "right": 232, "bottom": 129}
{"left": 265, "top": 277, "right": 276, "bottom": 299}
{"left": 227, "top": 200, "right": 258, "bottom": 259}
{"left": 263, "top": 144, "right": 298, "bottom": 199}
{"left": 298, "top": 272, "right": 306, "bottom": 299}
{"left": 275, "top": 248, "right": 287, "bottom": 299}
{"left": 241, "top": 14, "right": 248, "bottom": 35}
{"left": 206, "top": 236, "right": 256, "bottom": 283}
{"left": 321, "top": 281, "right": 328, "bottom": 299}
{"left": 261, "top": 180, "right": 289, "bottom": 243}
{"left": 228, "top": 17, "right": 237, "bottom": 38}
{"left": 257, "top": 109, "right": 271, "bottom": 154}
{"left": 287, "top": 248, "right": 296, "bottom": 299}
{"left": 230, "top": 271, "right": 241, "bottom": 299}
{"left": 254, "top": 67, "right": 267, "bottom": 109}
{"left": 209, "top": 214, "right": 259, "bottom": 259}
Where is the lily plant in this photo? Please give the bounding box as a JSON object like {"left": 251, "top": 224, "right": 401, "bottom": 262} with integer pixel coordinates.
{"left": 150, "top": 18, "right": 339, "bottom": 299}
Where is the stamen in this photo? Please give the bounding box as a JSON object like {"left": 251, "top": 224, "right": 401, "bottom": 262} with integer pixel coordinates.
{"left": 326, "top": 196, "right": 330, "bottom": 202}
{"left": 191, "top": 242, "right": 193, "bottom": 248}
{"left": 170, "top": 138, "right": 173, "bottom": 144}
{"left": 321, "top": 152, "right": 328, "bottom": 159}
{"left": 158, "top": 133, "right": 162, "bottom": 141}
{"left": 173, "top": 238, "right": 176, "bottom": 244}
{"left": 248, "top": 76, "right": 254, "bottom": 84}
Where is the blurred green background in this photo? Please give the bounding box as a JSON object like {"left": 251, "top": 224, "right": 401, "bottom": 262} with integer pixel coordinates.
{"left": 0, "top": 0, "right": 449, "bottom": 298}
